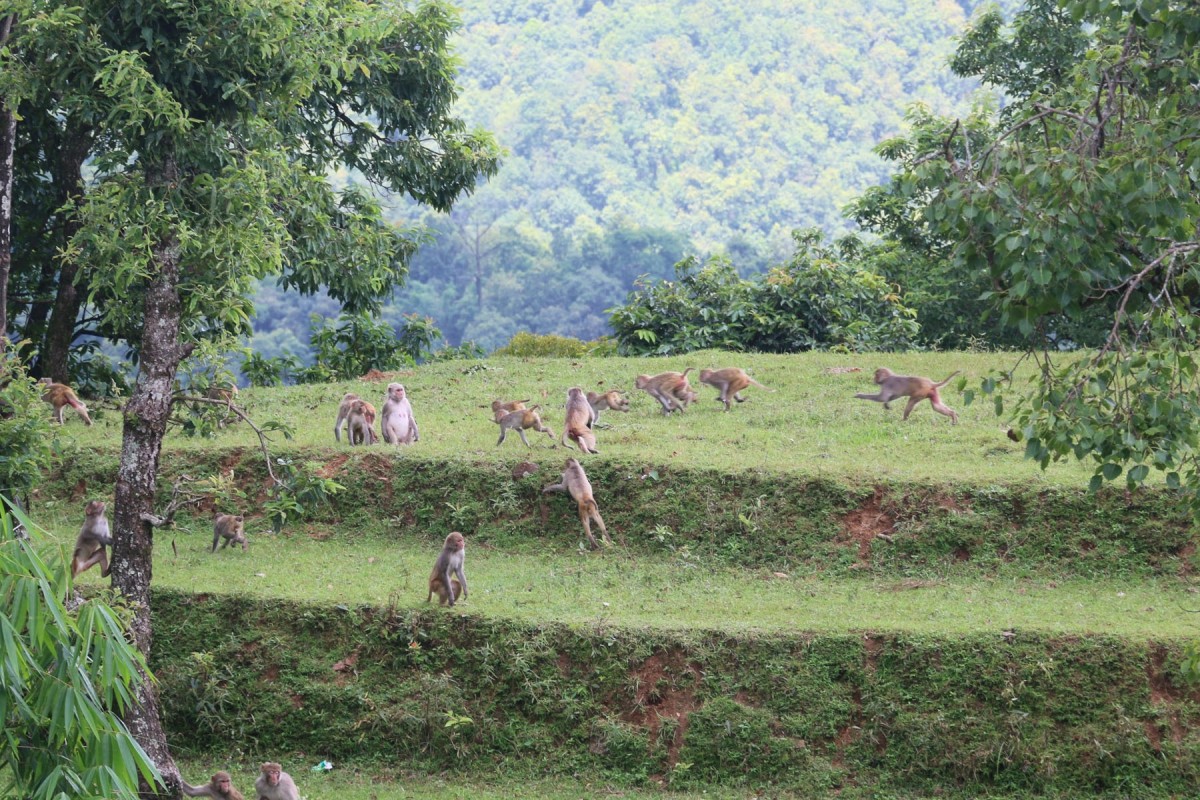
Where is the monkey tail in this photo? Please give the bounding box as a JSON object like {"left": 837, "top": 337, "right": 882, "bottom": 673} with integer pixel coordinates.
{"left": 681, "top": 367, "right": 693, "bottom": 378}
{"left": 748, "top": 377, "right": 770, "bottom": 390}
{"left": 934, "top": 370, "right": 962, "bottom": 388}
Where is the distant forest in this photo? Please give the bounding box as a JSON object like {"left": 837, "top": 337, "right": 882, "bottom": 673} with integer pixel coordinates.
{"left": 251, "top": 0, "right": 999, "bottom": 357}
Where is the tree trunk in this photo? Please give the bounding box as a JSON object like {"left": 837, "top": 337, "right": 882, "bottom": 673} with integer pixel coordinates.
{"left": 0, "top": 14, "right": 17, "bottom": 353}
{"left": 38, "top": 126, "right": 92, "bottom": 383}
{"left": 110, "top": 153, "right": 190, "bottom": 797}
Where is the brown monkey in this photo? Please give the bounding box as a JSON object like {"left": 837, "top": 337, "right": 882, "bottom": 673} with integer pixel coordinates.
{"left": 347, "top": 399, "right": 378, "bottom": 445}
{"left": 586, "top": 390, "right": 630, "bottom": 423}
{"left": 41, "top": 381, "right": 93, "bottom": 426}
{"left": 71, "top": 500, "right": 112, "bottom": 578}
{"left": 426, "top": 531, "right": 468, "bottom": 607}
{"left": 182, "top": 771, "right": 245, "bottom": 800}
{"left": 495, "top": 405, "right": 555, "bottom": 447}
{"left": 211, "top": 513, "right": 247, "bottom": 552}
{"left": 634, "top": 368, "right": 694, "bottom": 415}
{"left": 699, "top": 367, "right": 769, "bottom": 411}
{"left": 561, "top": 387, "right": 598, "bottom": 454}
{"left": 381, "top": 382, "right": 418, "bottom": 444}
{"left": 543, "top": 457, "right": 612, "bottom": 549}
{"left": 489, "top": 398, "right": 531, "bottom": 420}
{"left": 255, "top": 763, "right": 299, "bottom": 800}
{"left": 333, "top": 392, "right": 360, "bottom": 443}
{"left": 205, "top": 382, "right": 239, "bottom": 403}
{"left": 855, "top": 368, "right": 960, "bottom": 424}
{"left": 428, "top": 574, "right": 463, "bottom": 606}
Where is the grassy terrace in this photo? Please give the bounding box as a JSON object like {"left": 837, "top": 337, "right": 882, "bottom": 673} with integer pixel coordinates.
{"left": 59, "top": 350, "right": 1096, "bottom": 483}
{"left": 37, "top": 352, "right": 1200, "bottom": 796}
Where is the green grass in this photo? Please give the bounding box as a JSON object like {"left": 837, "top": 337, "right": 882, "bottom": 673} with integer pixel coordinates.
{"left": 67, "top": 351, "right": 1099, "bottom": 484}
{"left": 61, "top": 528, "right": 1199, "bottom": 639}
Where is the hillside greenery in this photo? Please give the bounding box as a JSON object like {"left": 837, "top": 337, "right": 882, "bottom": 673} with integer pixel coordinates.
{"left": 245, "top": 0, "right": 1008, "bottom": 355}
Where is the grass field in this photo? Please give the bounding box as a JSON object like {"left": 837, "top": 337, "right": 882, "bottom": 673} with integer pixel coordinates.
{"left": 61, "top": 350, "right": 1099, "bottom": 484}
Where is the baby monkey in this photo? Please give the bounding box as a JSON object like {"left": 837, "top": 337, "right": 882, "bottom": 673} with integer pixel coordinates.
{"left": 494, "top": 405, "right": 555, "bottom": 447}
{"left": 212, "top": 513, "right": 247, "bottom": 552}
{"left": 427, "top": 531, "right": 468, "bottom": 607}
{"left": 586, "top": 390, "right": 630, "bottom": 424}
{"left": 182, "top": 770, "right": 245, "bottom": 800}
{"left": 71, "top": 499, "right": 113, "bottom": 577}
{"left": 855, "top": 368, "right": 960, "bottom": 424}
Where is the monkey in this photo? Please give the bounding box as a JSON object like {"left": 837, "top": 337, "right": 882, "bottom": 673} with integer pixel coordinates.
{"left": 855, "top": 368, "right": 961, "bottom": 424}
{"left": 561, "top": 387, "right": 599, "bottom": 454}
{"left": 71, "top": 500, "right": 112, "bottom": 578}
{"left": 488, "top": 398, "right": 531, "bottom": 420}
{"left": 634, "top": 368, "right": 694, "bottom": 415}
{"left": 586, "top": 390, "right": 630, "bottom": 424}
{"left": 381, "top": 382, "right": 419, "bottom": 444}
{"left": 427, "top": 575, "right": 463, "bottom": 606}
{"left": 255, "top": 763, "right": 299, "bottom": 800}
{"left": 40, "top": 380, "right": 93, "bottom": 426}
{"left": 698, "top": 367, "right": 769, "bottom": 411}
{"left": 426, "top": 531, "right": 468, "bottom": 607}
{"left": 211, "top": 513, "right": 247, "bottom": 552}
{"left": 543, "top": 457, "right": 613, "bottom": 549}
{"left": 333, "top": 392, "right": 360, "bottom": 443}
{"left": 205, "top": 382, "right": 239, "bottom": 404}
{"left": 346, "top": 398, "right": 378, "bottom": 445}
{"left": 182, "top": 771, "right": 245, "bottom": 800}
{"left": 494, "top": 405, "right": 555, "bottom": 447}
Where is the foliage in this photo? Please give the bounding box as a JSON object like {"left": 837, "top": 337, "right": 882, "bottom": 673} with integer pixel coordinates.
{"left": 609, "top": 230, "right": 917, "bottom": 355}
{"left": 264, "top": 457, "right": 345, "bottom": 535}
{"left": 864, "top": 1, "right": 1200, "bottom": 508}
{"left": 306, "top": 312, "right": 418, "bottom": 382}
{"left": 0, "top": 351, "right": 56, "bottom": 509}
{"left": 242, "top": 351, "right": 301, "bottom": 388}
{"left": 492, "top": 331, "right": 597, "bottom": 358}
{"left": 0, "top": 502, "right": 161, "bottom": 799}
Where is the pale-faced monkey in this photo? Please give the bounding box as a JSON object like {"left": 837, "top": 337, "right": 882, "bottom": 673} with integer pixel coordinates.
{"left": 381, "top": 382, "right": 419, "bottom": 444}
{"left": 561, "top": 387, "right": 598, "bottom": 454}
{"left": 586, "top": 390, "right": 630, "bottom": 424}
{"left": 211, "top": 513, "right": 247, "bottom": 552}
{"left": 855, "top": 368, "right": 960, "bottom": 424}
{"left": 71, "top": 500, "right": 113, "bottom": 578}
{"left": 427, "top": 531, "right": 468, "bottom": 607}
{"left": 543, "top": 457, "right": 613, "bottom": 549}
{"left": 347, "top": 399, "right": 378, "bottom": 445}
{"left": 40, "top": 380, "right": 93, "bottom": 426}
{"left": 699, "top": 367, "right": 769, "bottom": 411}
{"left": 495, "top": 405, "right": 555, "bottom": 447}
{"left": 634, "top": 369, "right": 694, "bottom": 415}
{"left": 255, "top": 763, "right": 299, "bottom": 800}
{"left": 182, "top": 771, "right": 245, "bottom": 800}
{"left": 333, "top": 392, "right": 361, "bottom": 443}
{"left": 488, "top": 398, "right": 530, "bottom": 420}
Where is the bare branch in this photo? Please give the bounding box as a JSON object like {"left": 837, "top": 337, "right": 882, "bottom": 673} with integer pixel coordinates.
{"left": 173, "top": 395, "right": 286, "bottom": 486}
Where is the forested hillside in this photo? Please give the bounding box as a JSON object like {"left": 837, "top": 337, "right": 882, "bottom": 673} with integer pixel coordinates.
{"left": 252, "top": 0, "right": 995, "bottom": 354}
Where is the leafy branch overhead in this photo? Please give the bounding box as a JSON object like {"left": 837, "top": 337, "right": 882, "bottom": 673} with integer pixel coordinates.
{"left": 857, "top": 0, "right": 1200, "bottom": 504}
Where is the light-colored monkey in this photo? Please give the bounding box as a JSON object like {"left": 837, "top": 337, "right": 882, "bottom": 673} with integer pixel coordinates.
{"left": 71, "top": 500, "right": 112, "bottom": 577}
{"left": 255, "top": 763, "right": 299, "bottom": 800}
{"left": 586, "top": 390, "right": 630, "bottom": 424}
{"left": 347, "top": 399, "right": 378, "bottom": 445}
{"left": 41, "top": 380, "right": 93, "bottom": 426}
{"left": 333, "top": 392, "right": 360, "bottom": 443}
{"left": 543, "top": 458, "right": 612, "bottom": 549}
{"left": 634, "top": 369, "right": 694, "bottom": 415}
{"left": 561, "top": 387, "right": 598, "bottom": 454}
{"left": 699, "top": 367, "right": 769, "bottom": 411}
{"left": 495, "top": 405, "right": 555, "bottom": 447}
{"left": 426, "top": 531, "right": 468, "bottom": 607}
{"left": 182, "top": 771, "right": 245, "bottom": 800}
{"left": 855, "top": 368, "right": 960, "bottom": 424}
{"left": 381, "top": 382, "right": 419, "bottom": 444}
{"left": 211, "top": 513, "right": 247, "bottom": 552}
{"left": 205, "top": 382, "right": 239, "bottom": 404}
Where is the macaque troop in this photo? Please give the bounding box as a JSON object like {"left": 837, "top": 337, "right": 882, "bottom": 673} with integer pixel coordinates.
{"left": 51, "top": 360, "right": 967, "bottom": 784}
